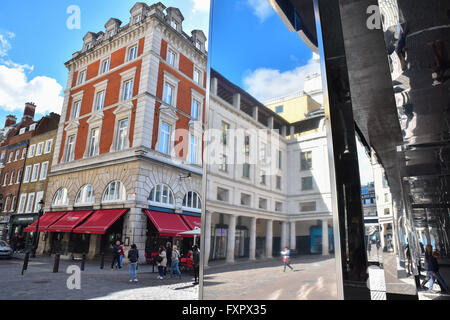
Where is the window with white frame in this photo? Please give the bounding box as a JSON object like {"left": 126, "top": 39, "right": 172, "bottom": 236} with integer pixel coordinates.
{"left": 122, "top": 79, "right": 134, "bottom": 100}
{"left": 31, "top": 163, "right": 40, "bottom": 182}
{"left": 167, "top": 49, "right": 176, "bottom": 67}
{"left": 94, "top": 90, "right": 105, "bottom": 111}
{"left": 16, "top": 168, "right": 22, "bottom": 184}
{"left": 221, "top": 121, "right": 230, "bottom": 145}
{"left": 134, "top": 15, "right": 142, "bottom": 24}
{"left": 36, "top": 142, "right": 44, "bottom": 156}
{"left": 219, "top": 154, "right": 228, "bottom": 173}
{"left": 7, "top": 152, "right": 13, "bottom": 163}
{"left": 87, "top": 128, "right": 100, "bottom": 158}
{"left": 275, "top": 201, "right": 283, "bottom": 212}
{"left": 44, "top": 139, "right": 53, "bottom": 154}
{"left": 10, "top": 196, "right": 16, "bottom": 212}
{"left": 14, "top": 150, "right": 20, "bottom": 162}
{"left": 148, "top": 184, "right": 175, "bottom": 207}
{"left": 127, "top": 45, "right": 138, "bottom": 61}
{"left": 191, "top": 99, "right": 200, "bottom": 120}
{"left": 52, "top": 188, "right": 69, "bottom": 207}
{"left": 259, "top": 198, "right": 268, "bottom": 210}
{"left": 26, "top": 193, "right": 35, "bottom": 213}
{"left": 3, "top": 196, "right": 10, "bottom": 213}
{"left": 23, "top": 166, "right": 32, "bottom": 183}
{"left": 34, "top": 191, "right": 44, "bottom": 213}
{"left": 9, "top": 170, "right": 14, "bottom": 185}
{"left": 71, "top": 100, "right": 81, "bottom": 120}
{"left": 19, "top": 128, "right": 26, "bottom": 135}
{"left": 163, "top": 82, "right": 175, "bottom": 105}
{"left": 40, "top": 161, "right": 49, "bottom": 181}
{"left": 65, "top": 135, "right": 76, "bottom": 162}
{"left": 170, "top": 20, "right": 178, "bottom": 30}
{"left": 2, "top": 172, "right": 8, "bottom": 186}
{"left": 116, "top": 119, "right": 129, "bottom": 151}
{"left": 217, "top": 188, "right": 229, "bottom": 202}
{"left": 182, "top": 191, "right": 202, "bottom": 212}
{"left": 240, "top": 193, "right": 251, "bottom": 207}
{"left": 28, "top": 144, "right": 36, "bottom": 158}
{"left": 75, "top": 185, "right": 95, "bottom": 205}
{"left": 193, "top": 68, "right": 202, "bottom": 85}
{"left": 18, "top": 194, "right": 27, "bottom": 213}
{"left": 159, "top": 122, "right": 171, "bottom": 155}
{"left": 189, "top": 135, "right": 198, "bottom": 164}
{"left": 77, "top": 70, "right": 86, "bottom": 85}
{"left": 100, "top": 58, "right": 110, "bottom": 74}
{"left": 21, "top": 148, "right": 27, "bottom": 159}
{"left": 102, "top": 181, "right": 126, "bottom": 203}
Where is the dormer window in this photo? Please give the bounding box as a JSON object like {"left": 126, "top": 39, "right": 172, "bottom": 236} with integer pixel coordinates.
{"left": 170, "top": 20, "right": 178, "bottom": 30}
{"left": 196, "top": 41, "right": 201, "bottom": 50}
{"left": 29, "top": 123, "right": 36, "bottom": 131}
{"left": 108, "top": 31, "right": 115, "bottom": 38}
{"left": 86, "top": 43, "right": 93, "bottom": 50}
{"left": 134, "top": 15, "right": 142, "bottom": 24}
{"left": 19, "top": 128, "right": 26, "bottom": 135}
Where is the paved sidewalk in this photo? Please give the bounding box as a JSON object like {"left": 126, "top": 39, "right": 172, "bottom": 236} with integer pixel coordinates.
{"left": 0, "top": 254, "right": 199, "bottom": 300}
{"left": 203, "top": 255, "right": 339, "bottom": 300}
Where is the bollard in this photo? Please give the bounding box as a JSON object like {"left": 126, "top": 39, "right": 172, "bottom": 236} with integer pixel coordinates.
{"left": 53, "top": 254, "right": 61, "bottom": 273}
{"left": 21, "top": 252, "right": 30, "bottom": 275}
{"left": 81, "top": 252, "right": 86, "bottom": 271}
{"left": 100, "top": 252, "right": 105, "bottom": 270}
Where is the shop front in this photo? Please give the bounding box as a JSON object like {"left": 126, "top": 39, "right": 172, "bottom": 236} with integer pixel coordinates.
{"left": 145, "top": 209, "right": 200, "bottom": 259}
{"left": 9, "top": 214, "right": 39, "bottom": 252}
{"left": 24, "top": 209, "right": 128, "bottom": 259}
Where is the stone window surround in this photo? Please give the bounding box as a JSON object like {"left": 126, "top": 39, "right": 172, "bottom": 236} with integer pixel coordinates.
{"left": 182, "top": 191, "right": 202, "bottom": 213}
{"left": 62, "top": 124, "right": 78, "bottom": 163}
{"left": 126, "top": 42, "right": 139, "bottom": 62}
{"left": 77, "top": 68, "right": 87, "bottom": 85}
{"left": 85, "top": 126, "right": 101, "bottom": 159}
{"left": 188, "top": 133, "right": 199, "bottom": 165}
{"left": 162, "top": 70, "right": 180, "bottom": 107}
{"left": 110, "top": 102, "right": 133, "bottom": 153}
{"left": 119, "top": 67, "right": 137, "bottom": 102}
{"left": 166, "top": 45, "right": 180, "bottom": 70}
{"left": 148, "top": 183, "right": 176, "bottom": 210}
{"left": 102, "top": 180, "right": 127, "bottom": 204}
{"left": 99, "top": 56, "right": 111, "bottom": 75}
{"left": 75, "top": 184, "right": 95, "bottom": 206}
{"left": 52, "top": 188, "right": 69, "bottom": 208}
{"left": 193, "top": 65, "right": 203, "bottom": 85}
{"left": 92, "top": 79, "right": 109, "bottom": 112}
{"left": 70, "top": 91, "right": 84, "bottom": 120}
{"left": 156, "top": 105, "right": 179, "bottom": 157}
{"left": 190, "top": 88, "right": 204, "bottom": 122}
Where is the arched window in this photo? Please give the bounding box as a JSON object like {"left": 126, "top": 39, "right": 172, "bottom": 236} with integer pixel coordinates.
{"left": 182, "top": 191, "right": 202, "bottom": 212}
{"left": 102, "top": 181, "right": 126, "bottom": 203}
{"left": 52, "top": 188, "right": 69, "bottom": 206}
{"left": 75, "top": 185, "right": 95, "bottom": 206}
{"left": 148, "top": 184, "right": 174, "bottom": 208}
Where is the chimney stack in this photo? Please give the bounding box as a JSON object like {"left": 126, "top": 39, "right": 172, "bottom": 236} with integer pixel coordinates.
{"left": 5, "top": 115, "right": 17, "bottom": 128}
{"left": 23, "top": 102, "right": 36, "bottom": 121}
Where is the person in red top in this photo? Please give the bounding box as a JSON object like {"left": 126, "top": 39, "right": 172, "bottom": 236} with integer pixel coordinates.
{"left": 119, "top": 242, "right": 125, "bottom": 268}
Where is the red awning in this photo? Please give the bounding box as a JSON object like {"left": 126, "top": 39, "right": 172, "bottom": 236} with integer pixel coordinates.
{"left": 72, "top": 209, "right": 128, "bottom": 235}
{"left": 46, "top": 211, "right": 94, "bottom": 233}
{"left": 145, "top": 210, "right": 191, "bottom": 237}
{"left": 23, "top": 212, "right": 67, "bottom": 233}
{"left": 181, "top": 215, "right": 201, "bottom": 230}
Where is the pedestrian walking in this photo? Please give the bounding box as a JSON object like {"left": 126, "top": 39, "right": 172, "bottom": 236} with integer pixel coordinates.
{"left": 427, "top": 250, "right": 449, "bottom": 294}
{"left": 111, "top": 240, "right": 122, "bottom": 269}
{"left": 281, "top": 247, "right": 294, "bottom": 272}
{"left": 128, "top": 244, "right": 139, "bottom": 283}
{"left": 192, "top": 245, "right": 200, "bottom": 285}
{"left": 157, "top": 246, "right": 167, "bottom": 280}
{"left": 119, "top": 242, "right": 125, "bottom": 268}
{"left": 170, "top": 245, "right": 182, "bottom": 279}
{"left": 405, "top": 244, "right": 412, "bottom": 275}
{"left": 11, "top": 233, "right": 19, "bottom": 253}
{"left": 166, "top": 242, "right": 172, "bottom": 276}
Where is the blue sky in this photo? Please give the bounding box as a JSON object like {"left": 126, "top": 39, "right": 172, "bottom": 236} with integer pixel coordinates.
{"left": 0, "top": 0, "right": 209, "bottom": 126}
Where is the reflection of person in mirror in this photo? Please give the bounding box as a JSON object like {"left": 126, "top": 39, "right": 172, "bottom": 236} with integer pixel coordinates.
{"left": 405, "top": 244, "right": 412, "bottom": 276}
{"left": 281, "top": 247, "right": 294, "bottom": 272}
{"left": 427, "top": 250, "right": 449, "bottom": 294}
{"left": 429, "top": 40, "right": 450, "bottom": 86}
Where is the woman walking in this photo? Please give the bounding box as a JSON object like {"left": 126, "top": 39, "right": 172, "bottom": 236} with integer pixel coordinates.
{"left": 170, "top": 245, "right": 182, "bottom": 279}
{"left": 157, "top": 246, "right": 167, "bottom": 280}
{"left": 281, "top": 247, "right": 294, "bottom": 272}
{"left": 128, "top": 244, "right": 139, "bottom": 282}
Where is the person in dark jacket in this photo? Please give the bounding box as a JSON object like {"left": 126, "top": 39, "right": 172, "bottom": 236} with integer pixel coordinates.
{"left": 128, "top": 244, "right": 139, "bottom": 282}
{"left": 165, "top": 242, "right": 172, "bottom": 276}
{"left": 192, "top": 245, "right": 200, "bottom": 285}
{"left": 428, "top": 250, "right": 449, "bottom": 293}
{"left": 111, "top": 240, "right": 122, "bottom": 269}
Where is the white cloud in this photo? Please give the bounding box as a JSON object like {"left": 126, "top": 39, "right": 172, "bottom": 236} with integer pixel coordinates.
{"left": 191, "top": 0, "right": 210, "bottom": 13}
{"left": 0, "top": 64, "right": 64, "bottom": 115}
{"left": 247, "top": 0, "right": 274, "bottom": 22}
{"left": 243, "top": 54, "right": 321, "bottom": 102}
{"left": 0, "top": 31, "right": 64, "bottom": 116}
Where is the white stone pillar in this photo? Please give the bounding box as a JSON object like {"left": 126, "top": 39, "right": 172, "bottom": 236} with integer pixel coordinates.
{"left": 282, "top": 126, "right": 287, "bottom": 137}
{"left": 226, "top": 215, "right": 236, "bottom": 264}
{"left": 266, "top": 220, "right": 273, "bottom": 258}
{"left": 290, "top": 222, "right": 297, "bottom": 251}
{"left": 249, "top": 217, "right": 257, "bottom": 260}
{"left": 233, "top": 93, "right": 241, "bottom": 109}
{"left": 281, "top": 221, "right": 288, "bottom": 249}
{"left": 322, "top": 219, "right": 329, "bottom": 256}
{"left": 211, "top": 77, "right": 218, "bottom": 96}
{"left": 268, "top": 117, "right": 274, "bottom": 130}
{"left": 204, "top": 212, "right": 212, "bottom": 266}
{"left": 253, "top": 106, "right": 259, "bottom": 121}
{"left": 290, "top": 126, "right": 295, "bottom": 140}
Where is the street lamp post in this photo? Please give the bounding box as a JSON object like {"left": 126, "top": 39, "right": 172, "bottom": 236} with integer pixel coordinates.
{"left": 31, "top": 199, "right": 45, "bottom": 258}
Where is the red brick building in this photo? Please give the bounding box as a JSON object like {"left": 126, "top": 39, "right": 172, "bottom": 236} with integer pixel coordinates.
{"left": 41, "top": 2, "right": 207, "bottom": 261}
